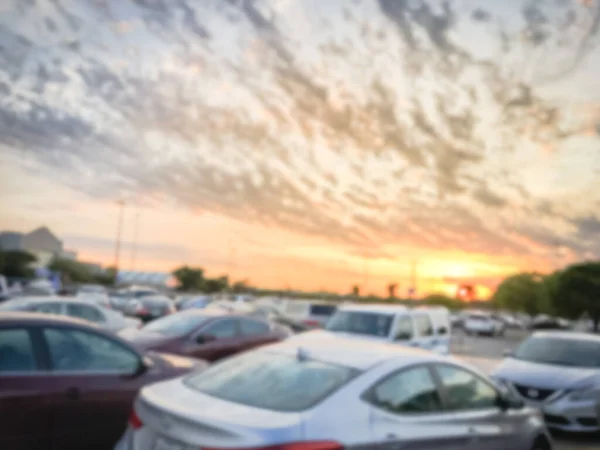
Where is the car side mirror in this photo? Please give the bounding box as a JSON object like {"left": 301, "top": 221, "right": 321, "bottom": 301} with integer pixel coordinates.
{"left": 502, "top": 349, "right": 514, "bottom": 358}
{"left": 496, "top": 392, "right": 525, "bottom": 411}
{"left": 196, "top": 333, "right": 216, "bottom": 344}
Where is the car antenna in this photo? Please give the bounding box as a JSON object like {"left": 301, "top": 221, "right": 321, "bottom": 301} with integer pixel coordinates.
{"left": 296, "top": 346, "right": 310, "bottom": 362}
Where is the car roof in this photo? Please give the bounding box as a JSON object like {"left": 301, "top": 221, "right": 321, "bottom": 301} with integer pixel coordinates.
{"left": 532, "top": 330, "right": 600, "bottom": 342}
{"left": 339, "top": 303, "right": 408, "bottom": 314}
{"left": 0, "top": 310, "right": 97, "bottom": 327}
{"left": 2, "top": 296, "right": 102, "bottom": 306}
{"left": 270, "top": 334, "right": 445, "bottom": 370}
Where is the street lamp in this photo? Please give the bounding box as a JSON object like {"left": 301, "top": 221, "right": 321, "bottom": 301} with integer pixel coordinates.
{"left": 114, "top": 200, "right": 126, "bottom": 275}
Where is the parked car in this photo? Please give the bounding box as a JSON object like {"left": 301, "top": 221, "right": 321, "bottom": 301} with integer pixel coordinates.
{"left": 115, "top": 334, "right": 551, "bottom": 450}
{"left": 530, "top": 315, "right": 571, "bottom": 331}
{"left": 174, "top": 295, "right": 212, "bottom": 311}
{"left": 77, "top": 284, "right": 108, "bottom": 295}
{"left": 280, "top": 300, "right": 338, "bottom": 328}
{"left": 76, "top": 291, "right": 112, "bottom": 309}
{"left": 109, "top": 287, "right": 159, "bottom": 313}
{"left": 312, "top": 304, "right": 452, "bottom": 354}
{"left": 492, "top": 331, "right": 600, "bottom": 433}
{"left": 119, "top": 309, "right": 290, "bottom": 362}
{"left": 125, "top": 295, "right": 175, "bottom": 324}
{"left": 248, "top": 304, "right": 309, "bottom": 334}
{"left": 0, "top": 296, "right": 141, "bottom": 332}
{"left": 0, "top": 312, "right": 206, "bottom": 450}
{"left": 464, "top": 312, "right": 505, "bottom": 337}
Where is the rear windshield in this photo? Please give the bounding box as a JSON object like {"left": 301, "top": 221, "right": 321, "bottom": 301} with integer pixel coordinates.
{"left": 468, "top": 314, "right": 488, "bottom": 321}
{"left": 325, "top": 311, "right": 393, "bottom": 338}
{"left": 184, "top": 351, "right": 358, "bottom": 412}
{"left": 309, "top": 304, "right": 337, "bottom": 316}
{"left": 142, "top": 312, "right": 210, "bottom": 337}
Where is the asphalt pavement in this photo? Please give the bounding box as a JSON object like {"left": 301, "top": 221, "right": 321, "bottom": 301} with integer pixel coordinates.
{"left": 451, "top": 329, "right": 600, "bottom": 450}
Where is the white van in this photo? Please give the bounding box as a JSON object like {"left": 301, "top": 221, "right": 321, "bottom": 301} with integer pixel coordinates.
{"left": 319, "top": 304, "right": 452, "bottom": 354}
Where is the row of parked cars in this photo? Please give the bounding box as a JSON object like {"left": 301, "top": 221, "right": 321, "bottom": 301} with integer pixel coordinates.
{"left": 1, "top": 289, "right": 599, "bottom": 449}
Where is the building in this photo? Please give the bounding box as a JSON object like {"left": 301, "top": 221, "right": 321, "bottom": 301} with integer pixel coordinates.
{"left": 0, "top": 226, "right": 74, "bottom": 267}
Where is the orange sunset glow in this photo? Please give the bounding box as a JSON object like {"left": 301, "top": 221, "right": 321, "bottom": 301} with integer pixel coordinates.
{"left": 1, "top": 0, "right": 599, "bottom": 299}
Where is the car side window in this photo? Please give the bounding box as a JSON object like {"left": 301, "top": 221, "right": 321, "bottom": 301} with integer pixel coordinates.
{"left": 435, "top": 364, "right": 498, "bottom": 411}
{"left": 394, "top": 316, "right": 414, "bottom": 341}
{"left": 415, "top": 315, "right": 433, "bottom": 337}
{"left": 34, "top": 302, "right": 63, "bottom": 315}
{"left": 43, "top": 327, "right": 139, "bottom": 373}
{"left": 0, "top": 328, "right": 37, "bottom": 373}
{"left": 367, "top": 365, "right": 443, "bottom": 414}
{"left": 204, "top": 319, "right": 238, "bottom": 339}
{"left": 240, "top": 318, "right": 269, "bottom": 336}
{"left": 66, "top": 304, "right": 104, "bottom": 323}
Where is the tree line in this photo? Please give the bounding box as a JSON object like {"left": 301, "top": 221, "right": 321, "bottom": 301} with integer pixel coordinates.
{"left": 2, "top": 250, "right": 599, "bottom": 329}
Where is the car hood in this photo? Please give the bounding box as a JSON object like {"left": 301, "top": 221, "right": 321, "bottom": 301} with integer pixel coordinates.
{"left": 492, "top": 357, "right": 600, "bottom": 390}
{"left": 119, "top": 328, "right": 178, "bottom": 351}
{"left": 148, "top": 352, "right": 208, "bottom": 376}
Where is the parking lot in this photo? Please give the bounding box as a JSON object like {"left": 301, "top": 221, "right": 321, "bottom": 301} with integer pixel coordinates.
{"left": 452, "top": 329, "right": 600, "bottom": 450}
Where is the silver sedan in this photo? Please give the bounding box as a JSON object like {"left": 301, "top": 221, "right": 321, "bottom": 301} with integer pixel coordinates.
{"left": 115, "top": 336, "right": 551, "bottom": 450}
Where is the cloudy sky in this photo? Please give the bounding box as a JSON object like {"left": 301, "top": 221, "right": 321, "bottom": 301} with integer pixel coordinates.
{"left": 1, "top": 0, "right": 599, "bottom": 297}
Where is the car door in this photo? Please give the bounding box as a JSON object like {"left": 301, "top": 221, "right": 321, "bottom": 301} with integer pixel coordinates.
{"left": 412, "top": 313, "right": 436, "bottom": 350}
{"left": 40, "top": 325, "right": 144, "bottom": 450}
{"left": 365, "top": 364, "right": 476, "bottom": 449}
{"left": 390, "top": 314, "right": 416, "bottom": 346}
{"left": 0, "top": 326, "right": 52, "bottom": 450}
{"left": 186, "top": 318, "right": 241, "bottom": 361}
{"left": 432, "top": 363, "right": 521, "bottom": 450}
{"left": 238, "top": 318, "right": 277, "bottom": 351}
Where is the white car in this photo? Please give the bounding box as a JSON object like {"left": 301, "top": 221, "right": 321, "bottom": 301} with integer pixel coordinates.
{"left": 493, "top": 331, "right": 600, "bottom": 433}
{"left": 0, "top": 296, "right": 141, "bottom": 332}
{"left": 115, "top": 335, "right": 550, "bottom": 450}
{"left": 464, "top": 313, "right": 505, "bottom": 337}
{"left": 312, "top": 304, "right": 452, "bottom": 354}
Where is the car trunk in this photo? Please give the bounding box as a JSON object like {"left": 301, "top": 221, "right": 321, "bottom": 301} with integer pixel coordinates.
{"left": 131, "top": 378, "right": 304, "bottom": 449}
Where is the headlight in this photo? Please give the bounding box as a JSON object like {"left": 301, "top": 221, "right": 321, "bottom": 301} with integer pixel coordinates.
{"left": 567, "top": 385, "right": 600, "bottom": 402}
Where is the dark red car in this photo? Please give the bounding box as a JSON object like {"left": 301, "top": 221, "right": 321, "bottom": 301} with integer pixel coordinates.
{"left": 0, "top": 312, "right": 207, "bottom": 450}
{"left": 118, "top": 309, "right": 291, "bottom": 361}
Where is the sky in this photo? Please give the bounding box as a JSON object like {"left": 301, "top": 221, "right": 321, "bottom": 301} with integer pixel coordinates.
{"left": 1, "top": 0, "right": 600, "bottom": 298}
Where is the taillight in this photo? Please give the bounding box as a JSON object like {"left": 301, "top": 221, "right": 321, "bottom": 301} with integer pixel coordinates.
{"left": 303, "top": 319, "right": 320, "bottom": 327}
{"left": 128, "top": 408, "right": 143, "bottom": 430}
{"left": 203, "top": 442, "right": 343, "bottom": 450}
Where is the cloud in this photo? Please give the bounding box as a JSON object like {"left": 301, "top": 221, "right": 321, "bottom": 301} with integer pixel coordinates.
{"left": 1, "top": 0, "right": 600, "bottom": 264}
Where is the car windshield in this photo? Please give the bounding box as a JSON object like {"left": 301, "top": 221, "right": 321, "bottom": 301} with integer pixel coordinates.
{"left": 326, "top": 311, "right": 393, "bottom": 338}
{"left": 142, "top": 312, "right": 210, "bottom": 337}
{"left": 184, "top": 350, "right": 358, "bottom": 412}
{"left": 514, "top": 336, "right": 600, "bottom": 368}
{"left": 310, "top": 304, "right": 337, "bottom": 316}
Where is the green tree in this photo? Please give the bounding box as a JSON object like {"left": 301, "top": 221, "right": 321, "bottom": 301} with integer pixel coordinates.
{"left": 172, "top": 265, "right": 205, "bottom": 291}
{"left": 554, "top": 262, "right": 600, "bottom": 331}
{"left": 492, "top": 273, "right": 552, "bottom": 316}
{"left": 423, "top": 294, "right": 462, "bottom": 310}
{"left": 0, "top": 250, "right": 37, "bottom": 278}
{"left": 48, "top": 258, "right": 95, "bottom": 283}
{"left": 232, "top": 279, "right": 251, "bottom": 293}
{"left": 94, "top": 266, "right": 117, "bottom": 286}
{"left": 351, "top": 285, "right": 360, "bottom": 296}
{"left": 203, "top": 275, "right": 229, "bottom": 293}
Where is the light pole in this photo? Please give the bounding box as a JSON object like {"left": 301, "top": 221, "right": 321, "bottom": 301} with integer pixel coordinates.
{"left": 114, "top": 200, "right": 126, "bottom": 277}
{"left": 130, "top": 209, "right": 140, "bottom": 271}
